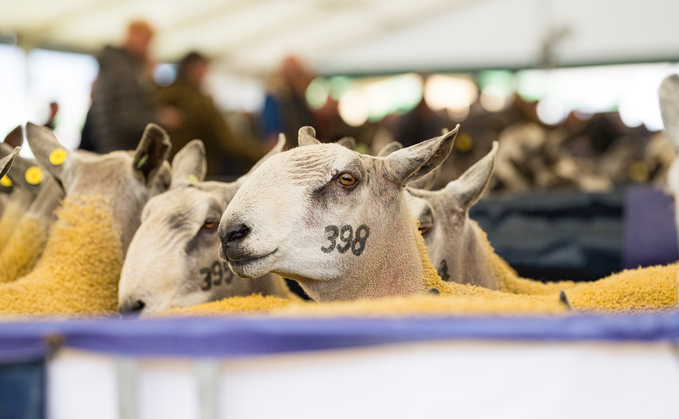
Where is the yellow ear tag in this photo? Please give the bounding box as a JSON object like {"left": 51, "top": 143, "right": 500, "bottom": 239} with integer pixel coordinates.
{"left": 25, "top": 167, "right": 43, "bottom": 185}
{"left": 0, "top": 176, "right": 11, "bottom": 187}
{"left": 49, "top": 149, "right": 68, "bottom": 166}
{"left": 187, "top": 174, "right": 199, "bottom": 184}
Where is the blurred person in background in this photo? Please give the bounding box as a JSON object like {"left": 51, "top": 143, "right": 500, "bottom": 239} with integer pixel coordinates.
{"left": 156, "top": 51, "right": 262, "bottom": 176}
{"left": 260, "top": 55, "right": 315, "bottom": 149}
{"left": 81, "top": 20, "right": 177, "bottom": 153}
{"left": 44, "top": 101, "right": 59, "bottom": 130}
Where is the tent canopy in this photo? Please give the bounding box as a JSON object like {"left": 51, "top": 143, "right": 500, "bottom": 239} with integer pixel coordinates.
{"left": 2, "top": 0, "right": 679, "bottom": 77}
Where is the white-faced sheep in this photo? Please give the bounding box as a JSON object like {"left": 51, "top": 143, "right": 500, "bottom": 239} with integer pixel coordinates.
{"left": 208, "top": 126, "right": 568, "bottom": 315}
{"left": 118, "top": 135, "right": 295, "bottom": 315}
{"left": 406, "top": 142, "right": 678, "bottom": 312}
{"left": 0, "top": 123, "right": 171, "bottom": 315}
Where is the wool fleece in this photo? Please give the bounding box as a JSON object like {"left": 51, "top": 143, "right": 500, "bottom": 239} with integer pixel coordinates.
{"left": 0, "top": 201, "right": 25, "bottom": 253}
{"left": 0, "top": 196, "right": 122, "bottom": 315}
{"left": 0, "top": 214, "right": 49, "bottom": 283}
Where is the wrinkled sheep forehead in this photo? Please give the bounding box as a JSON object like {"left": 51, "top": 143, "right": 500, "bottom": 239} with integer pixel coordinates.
{"left": 142, "top": 187, "right": 220, "bottom": 224}
{"left": 243, "top": 144, "right": 365, "bottom": 190}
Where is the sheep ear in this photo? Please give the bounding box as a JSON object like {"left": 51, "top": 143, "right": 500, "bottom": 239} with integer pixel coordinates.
{"left": 336, "top": 137, "right": 356, "bottom": 150}
{"left": 407, "top": 165, "right": 441, "bottom": 190}
{"left": 3, "top": 125, "right": 23, "bottom": 149}
{"left": 659, "top": 74, "right": 679, "bottom": 151}
{"left": 171, "top": 140, "right": 206, "bottom": 189}
{"left": 377, "top": 141, "right": 403, "bottom": 157}
{"left": 133, "top": 123, "right": 172, "bottom": 186}
{"left": 384, "top": 125, "right": 458, "bottom": 187}
{"left": 0, "top": 142, "right": 47, "bottom": 193}
{"left": 298, "top": 126, "right": 321, "bottom": 147}
{"left": 234, "top": 133, "right": 286, "bottom": 187}
{"left": 0, "top": 147, "right": 20, "bottom": 180}
{"left": 444, "top": 141, "right": 498, "bottom": 211}
{"left": 25, "top": 122, "right": 78, "bottom": 181}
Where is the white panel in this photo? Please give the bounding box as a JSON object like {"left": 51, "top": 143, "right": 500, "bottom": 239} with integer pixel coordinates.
{"left": 217, "top": 340, "right": 679, "bottom": 419}
{"left": 138, "top": 359, "right": 200, "bottom": 419}
{"left": 48, "top": 350, "right": 119, "bottom": 419}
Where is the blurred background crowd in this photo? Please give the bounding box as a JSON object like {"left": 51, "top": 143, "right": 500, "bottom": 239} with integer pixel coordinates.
{"left": 1, "top": 0, "right": 678, "bottom": 190}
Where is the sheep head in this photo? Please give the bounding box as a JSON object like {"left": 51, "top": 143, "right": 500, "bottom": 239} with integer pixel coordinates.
{"left": 25, "top": 123, "right": 172, "bottom": 254}
{"left": 406, "top": 142, "right": 498, "bottom": 288}
{"left": 118, "top": 135, "right": 286, "bottom": 314}
{"left": 219, "top": 125, "right": 458, "bottom": 301}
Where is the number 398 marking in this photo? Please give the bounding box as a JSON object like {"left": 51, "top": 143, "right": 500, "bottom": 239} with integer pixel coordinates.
{"left": 321, "top": 224, "right": 370, "bottom": 256}
{"left": 200, "top": 261, "right": 234, "bottom": 291}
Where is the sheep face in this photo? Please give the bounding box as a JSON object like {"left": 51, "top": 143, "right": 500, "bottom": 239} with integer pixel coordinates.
{"left": 119, "top": 185, "right": 235, "bottom": 314}
{"left": 25, "top": 123, "right": 171, "bottom": 254}
{"left": 219, "top": 126, "right": 458, "bottom": 301}
{"left": 406, "top": 142, "right": 498, "bottom": 289}
{"left": 119, "top": 137, "right": 286, "bottom": 314}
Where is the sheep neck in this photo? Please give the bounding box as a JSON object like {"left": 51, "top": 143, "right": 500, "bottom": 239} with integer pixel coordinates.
{"left": 299, "top": 195, "right": 432, "bottom": 302}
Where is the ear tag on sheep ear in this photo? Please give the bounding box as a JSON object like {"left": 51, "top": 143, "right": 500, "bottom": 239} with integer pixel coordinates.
{"left": 0, "top": 176, "right": 11, "bottom": 187}
{"left": 187, "top": 174, "right": 199, "bottom": 185}
{"left": 25, "top": 166, "right": 43, "bottom": 185}
{"left": 49, "top": 149, "right": 68, "bottom": 166}
{"left": 136, "top": 154, "right": 149, "bottom": 170}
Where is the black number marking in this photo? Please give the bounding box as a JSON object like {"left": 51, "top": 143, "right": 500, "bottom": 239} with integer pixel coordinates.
{"left": 200, "top": 267, "right": 212, "bottom": 291}
{"left": 201, "top": 261, "right": 237, "bottom": 292}
{"left": 321, "top": 224, "right": 370, "bottom": 256}
{"left": 321, "top": 225, "right": 339, "bottom": 253}
{"left": 439, "top": 259, "right": 450, "bottom": 282}
{"left": 211, "top": 261, "right": 223, "bottom": 286}
{"left": 351, "top": 225, "right": 370, "bottom": 256}
{"left": 336, "top": 225, "right": 353, "bottom": 253}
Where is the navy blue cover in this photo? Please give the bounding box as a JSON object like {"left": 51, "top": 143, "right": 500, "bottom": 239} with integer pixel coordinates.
{"left": 623, "top": 185, "right": 679, "bottom": 269}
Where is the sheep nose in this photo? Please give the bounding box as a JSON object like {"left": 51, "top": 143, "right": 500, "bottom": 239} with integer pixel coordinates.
{"left": 119, "top": 299, "right": 145, "bottom": 315}
{"left": 223, "top": 223, "right": 250, "bottom": 245}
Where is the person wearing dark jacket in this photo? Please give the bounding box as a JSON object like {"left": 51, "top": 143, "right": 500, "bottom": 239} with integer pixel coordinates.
{"left": 82, "top": 20, "right": 160, "bottom": 153}
{"left": 156, "top": 52, "right": 262, "bottom": 176}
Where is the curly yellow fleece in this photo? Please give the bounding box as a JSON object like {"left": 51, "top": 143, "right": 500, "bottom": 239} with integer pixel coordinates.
{"left": 0, "top": 196, "right": 122, "bottom": 315}
{"left": 0, "top": 200, "right": 25, "bottom": 253}
{"left": 0, "top": 214, "right": 49, "bottom": 283}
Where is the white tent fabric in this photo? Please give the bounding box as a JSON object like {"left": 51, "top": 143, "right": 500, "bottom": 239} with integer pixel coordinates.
{"left": 1, "top": 0, "right": 679, "bottom": 77}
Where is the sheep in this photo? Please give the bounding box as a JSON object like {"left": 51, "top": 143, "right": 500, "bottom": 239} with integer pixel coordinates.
{"left": 0, "top": 123, "right": 171, "bottom": 315}
{"left": 406, "top": 142, "right": 678, "bottom": 312}
{"left": 0, "top": 134, "right": 65, "bottom": 283}
{"left": 213, "top": 125, "right": 566, "bottom": 312}
{"left": 0, "top": 128, "right": 45, "bottom": 253}
{"left": 118, "top": 135, "right": 295, "bottom": 315}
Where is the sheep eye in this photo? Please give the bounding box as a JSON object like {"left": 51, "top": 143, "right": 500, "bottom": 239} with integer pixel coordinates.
{"left": 418, "top": 225, "right": 430, "bottom": 235}
{"left": 203, "top": 220, "right": 218, "bottom": 231}
{"left": 338, "top": 173, "right": 356, "bottom": 186}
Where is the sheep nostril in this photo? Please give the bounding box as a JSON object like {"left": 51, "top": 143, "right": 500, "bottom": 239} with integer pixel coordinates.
{"left": 119, "top": 300, "right": 145, "bottom": 315}
{"left": 225, "top": 223, "right": 250, "bottom": 244}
